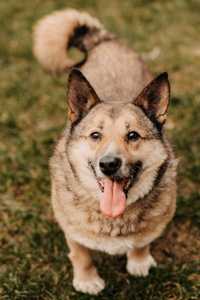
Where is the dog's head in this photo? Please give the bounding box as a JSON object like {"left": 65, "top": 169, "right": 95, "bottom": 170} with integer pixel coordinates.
{"left": 67, "top": 69, "right": 170, "bottom": 218}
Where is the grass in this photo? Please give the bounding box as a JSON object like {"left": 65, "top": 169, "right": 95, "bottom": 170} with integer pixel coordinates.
{"left": 0, "top": 0, "right": 200, "bottom": 299}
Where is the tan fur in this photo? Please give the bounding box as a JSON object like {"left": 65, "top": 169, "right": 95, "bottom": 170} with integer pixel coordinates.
{"left": 34, "top": 9, "right": 177, "bottom": 295}
{"left": 67, "top": 239, "right": 105, "bottom": 294}
{"left": 33, "top": 9, "right": 106, "bottom": 72}
{"left": 127, "top": 245, "right": 157, "bottom": 276}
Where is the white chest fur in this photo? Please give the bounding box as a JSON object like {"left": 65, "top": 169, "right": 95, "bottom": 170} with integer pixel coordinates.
{"left": 68, "top": 231, "right": 137, "bottom": 255}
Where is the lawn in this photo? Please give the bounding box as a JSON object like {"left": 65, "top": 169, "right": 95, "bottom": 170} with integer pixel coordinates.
{"left": 0, "top": 1, "right": 200, "bottom": 299}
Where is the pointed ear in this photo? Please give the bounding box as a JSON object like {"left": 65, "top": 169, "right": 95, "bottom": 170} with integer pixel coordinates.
{"left": 67, "top": 69, "right": 101, "bottom": 124}
{"left": 134, "top": 72, "right": 170, "bottom": 125}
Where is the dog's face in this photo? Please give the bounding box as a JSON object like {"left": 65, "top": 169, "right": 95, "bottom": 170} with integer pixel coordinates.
{"left": 67, "top": 70, "right": 170, "bottom": 218}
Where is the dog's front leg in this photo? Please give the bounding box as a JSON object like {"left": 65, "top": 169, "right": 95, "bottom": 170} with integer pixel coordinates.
{"left": 126, "top": 245, "right": 157, "bottom": 277}
{"left": 67, "top": 238, "right": 105, "bottom": 295}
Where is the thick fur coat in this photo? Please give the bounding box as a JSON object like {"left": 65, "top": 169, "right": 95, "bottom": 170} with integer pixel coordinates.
{"left": 33, "top": 9, "right": 177, "bottom": 295}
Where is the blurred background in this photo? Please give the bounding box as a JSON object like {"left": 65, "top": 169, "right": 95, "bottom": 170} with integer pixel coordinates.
{"left": 0, "top": 1, "right": 200, "bottom": 299}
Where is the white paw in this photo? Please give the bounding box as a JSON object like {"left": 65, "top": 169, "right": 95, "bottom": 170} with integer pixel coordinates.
{"left": 73, "top": 275, "right": 105, "bottom": 295}
{"left": 127, "top": 254, "right": 157, "bottom": 277}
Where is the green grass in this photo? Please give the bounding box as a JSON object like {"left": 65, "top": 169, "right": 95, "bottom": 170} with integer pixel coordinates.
{"left": 0, "top": 1, "right": 200, "bottom": 299}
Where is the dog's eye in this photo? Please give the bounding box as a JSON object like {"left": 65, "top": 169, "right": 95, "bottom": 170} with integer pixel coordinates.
{"left": 127, "top": 131, "right": 140, "bottom": 141}
{"left": 90, "top": 131, "right": 102, "bottom": 140}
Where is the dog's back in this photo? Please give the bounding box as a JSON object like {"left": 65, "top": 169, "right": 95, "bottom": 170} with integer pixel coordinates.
{"left": 81, "top": 40, "right": 152, "bottom": 101}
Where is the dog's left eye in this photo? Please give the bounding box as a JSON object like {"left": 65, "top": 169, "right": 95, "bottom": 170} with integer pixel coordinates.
{"left": 90, "top": 131, "right": 102, "bottom": 140}
{"left": 127, "top": 131, "right": 140, "bottom": 141}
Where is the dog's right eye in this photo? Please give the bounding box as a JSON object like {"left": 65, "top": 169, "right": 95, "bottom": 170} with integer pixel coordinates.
{"left": 90, "top": 131, "right": 102, "bottom": 140}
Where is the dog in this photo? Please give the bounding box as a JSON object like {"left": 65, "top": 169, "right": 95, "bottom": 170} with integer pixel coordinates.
{"left": 33, "top": 9, "right": 177, "bottom": 295}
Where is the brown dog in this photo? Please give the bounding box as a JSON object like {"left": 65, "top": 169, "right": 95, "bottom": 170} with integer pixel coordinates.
{"left": 33, "top": 9, "right": 177, "bottom": 295}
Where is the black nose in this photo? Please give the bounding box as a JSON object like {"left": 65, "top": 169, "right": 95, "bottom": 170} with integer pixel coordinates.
{"left": 99, "top": 155, "right": 122, "bottom": 176}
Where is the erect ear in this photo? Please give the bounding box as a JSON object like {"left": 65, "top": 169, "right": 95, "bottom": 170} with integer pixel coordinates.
{"left": 67, "top": 69, "right": 101, "bottom": 124}
{"left": 134, "top": 72, "right": 170, "bottom": 125}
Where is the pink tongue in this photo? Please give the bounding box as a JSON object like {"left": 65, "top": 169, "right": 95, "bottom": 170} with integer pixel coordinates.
{"left": 100, "top": 179, "right": 126, "bottom": 218}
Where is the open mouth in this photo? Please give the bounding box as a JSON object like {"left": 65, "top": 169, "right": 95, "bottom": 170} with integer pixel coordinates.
{"left": 89, "top": 161, "right": 142, "bottom": 218}
{"left": 98, "top": 177, "right": 129, "bottom": 193}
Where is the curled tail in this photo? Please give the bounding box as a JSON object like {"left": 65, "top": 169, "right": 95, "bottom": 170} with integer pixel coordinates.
{"left": 33, "top": 9, "right": 112, "bottom": 73}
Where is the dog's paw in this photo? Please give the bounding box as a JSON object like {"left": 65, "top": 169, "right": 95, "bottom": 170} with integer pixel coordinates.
{"left": 127, "top": 254, "right": 157, "bottom": 277}
{"left": 73, "top": 274, "right": 105, "bottom": 295}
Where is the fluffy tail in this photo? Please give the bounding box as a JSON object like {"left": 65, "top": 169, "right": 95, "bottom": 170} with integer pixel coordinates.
{"left": 33, "top": 9, "right": 111, "bottom": 73}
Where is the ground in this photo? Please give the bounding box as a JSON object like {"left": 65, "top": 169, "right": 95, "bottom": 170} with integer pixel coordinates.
{"left": 0, "top": 1, "right": 200, "bottom": 299}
